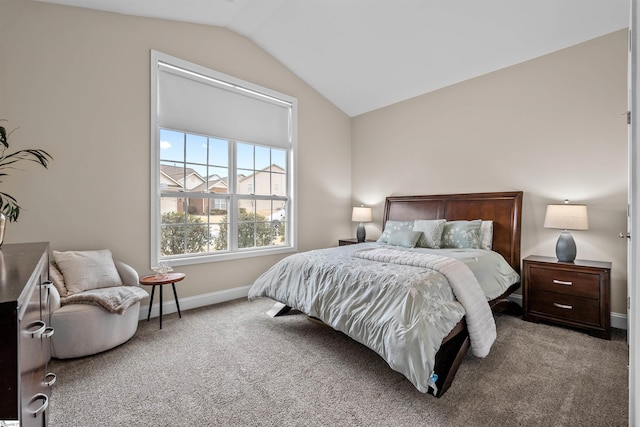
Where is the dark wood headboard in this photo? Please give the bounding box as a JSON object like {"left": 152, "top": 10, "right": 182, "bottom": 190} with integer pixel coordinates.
{"left": 383, "top": 191, "right": 523, "bottom": 273}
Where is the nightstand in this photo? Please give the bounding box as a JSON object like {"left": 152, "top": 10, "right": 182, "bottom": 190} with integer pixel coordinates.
{"left": 338, "top": 238, "right": 374, "bottom": 246}
{"left": 522, "top": 255, "right": 611, "bottom": 340}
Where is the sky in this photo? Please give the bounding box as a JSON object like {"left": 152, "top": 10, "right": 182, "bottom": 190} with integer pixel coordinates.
{"left": 160, "top": 128, "right": 286, "bottom": 179}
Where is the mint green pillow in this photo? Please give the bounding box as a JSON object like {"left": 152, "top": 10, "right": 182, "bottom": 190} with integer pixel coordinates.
{"left": 387, "top": 230, "right": 422, "bottom": 248}
{"left": 413, "top": 219, "right": 446, "bottom": 248}
{"left": 377, "top": 221, "right": 414, "bottom": 243}
{"left": 441, "top": 220, "right": 482, "bottom": 249}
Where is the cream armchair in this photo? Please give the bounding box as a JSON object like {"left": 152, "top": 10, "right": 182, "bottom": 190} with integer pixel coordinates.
{"left": 48, "top": 250, "right": 147, "bottom": 359}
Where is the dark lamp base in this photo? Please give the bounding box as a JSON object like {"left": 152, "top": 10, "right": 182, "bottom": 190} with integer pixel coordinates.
{"left": 356, "top": 223, "right": 366, "bottom": 242}
{"left": 556, "top": 230, "right": 577, "bottom": 263}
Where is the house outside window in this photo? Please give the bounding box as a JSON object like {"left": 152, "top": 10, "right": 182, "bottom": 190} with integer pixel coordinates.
{"left": 151, "top": 51, "right": 297, "bottom": 266}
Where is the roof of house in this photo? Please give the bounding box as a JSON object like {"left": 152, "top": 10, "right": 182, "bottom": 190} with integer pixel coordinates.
{"left": 160, "top": 164, "right": 200, "bottom": 182}
{"left": 238, "top": 164, "right": 285, "bottom": 183}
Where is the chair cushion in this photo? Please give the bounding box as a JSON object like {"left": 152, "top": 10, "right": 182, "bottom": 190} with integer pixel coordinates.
{"left": 53, "top": 249, "right": 123, "bottom": 295}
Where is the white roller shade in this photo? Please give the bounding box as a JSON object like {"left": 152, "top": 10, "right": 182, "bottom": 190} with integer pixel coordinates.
{"left": 157, "top": 61, "right": 292, "bottom": 148}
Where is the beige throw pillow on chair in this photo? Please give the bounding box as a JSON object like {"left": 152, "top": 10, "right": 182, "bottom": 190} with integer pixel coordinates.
{"left": 52, "top": 249, "right": 123, "bottom": 295}
{"left": 49, "top": 261, "right": 69, "bottom": 297}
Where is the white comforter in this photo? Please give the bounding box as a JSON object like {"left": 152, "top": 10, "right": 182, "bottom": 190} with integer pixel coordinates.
{"left": 248, "top": 243, "right": 518, "bottom": 393}
{"left": 352, "top": 246, "right": 496, "bottom": 358}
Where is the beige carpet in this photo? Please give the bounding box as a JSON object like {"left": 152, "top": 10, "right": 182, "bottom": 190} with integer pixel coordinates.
{"left": 49, "top": 298, "right": 628, "bottom": 426}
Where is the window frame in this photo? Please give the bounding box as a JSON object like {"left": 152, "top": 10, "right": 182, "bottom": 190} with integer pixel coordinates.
{"left": 150, "top": 50, "right": 297, "bottom": 267}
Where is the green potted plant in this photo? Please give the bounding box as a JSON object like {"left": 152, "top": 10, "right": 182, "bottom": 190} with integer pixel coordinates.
{"left": 0, "top": 120, "right": 53, "bottom": 244}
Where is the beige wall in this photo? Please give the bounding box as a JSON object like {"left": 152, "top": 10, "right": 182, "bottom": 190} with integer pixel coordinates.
{"left": 352, "top": 30, "right": 629, "bottom": 314}
{"left": 0, "top": 0, "right": 352, "bottom": 299}
{"left": 0, "top": 1, "right": 629, "bottom": 316}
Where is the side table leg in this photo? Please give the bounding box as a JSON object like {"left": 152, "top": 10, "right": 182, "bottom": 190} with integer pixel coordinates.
{"left": 159, "top": 285, "right": 163, "bottom": 330}
{"left": 147, "top": 285, "right": 156, "bottom": 321}
{"left": 172, "top": 283, "right": 182, "bottom": 318}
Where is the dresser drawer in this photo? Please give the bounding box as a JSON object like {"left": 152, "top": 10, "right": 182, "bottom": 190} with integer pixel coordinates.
{"left": 0, "top": 243, "right": 53, "bottom": 424}
{"left": 528, "top": 265, "right": 600, "bottom": 299}
{"left": 529, "top": 290, "right": 600, "bottom": 326}
{"left": 21, "top": 294, "right": 49, "bottom": 426}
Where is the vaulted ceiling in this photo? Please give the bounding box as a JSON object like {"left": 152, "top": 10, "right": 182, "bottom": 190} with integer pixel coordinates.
{"left": 38, "top": 0, "right": 630, "bottom": 117}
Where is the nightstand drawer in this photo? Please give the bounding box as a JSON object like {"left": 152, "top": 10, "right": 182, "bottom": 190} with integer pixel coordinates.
{"left": 528, "top": 265, "right": 600, "bottom": 299}
{"left": 529, "top": 290, "right": 600, "bottom": 326}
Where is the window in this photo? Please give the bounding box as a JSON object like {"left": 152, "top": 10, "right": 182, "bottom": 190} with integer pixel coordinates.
{"left": 151, "top": 51, "right": 297, "bottom": 266}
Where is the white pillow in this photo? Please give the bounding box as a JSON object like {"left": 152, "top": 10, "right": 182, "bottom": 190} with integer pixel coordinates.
{"left": 53, "top": 249, "right": 122, "bottom": 295}
{"left": 479, "top": 220, "right": 493, "bottom": 250}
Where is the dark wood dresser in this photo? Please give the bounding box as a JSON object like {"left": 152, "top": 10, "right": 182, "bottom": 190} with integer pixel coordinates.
{"left": 0, "top": 242, "right": 54, "bottom": 426}
{"left": 522, "top": 255, "right": 611, "bottom": 339}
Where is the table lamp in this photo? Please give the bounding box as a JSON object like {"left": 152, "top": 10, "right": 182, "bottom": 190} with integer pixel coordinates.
{"left": 352, "top": 206, "right": 372, "bottom": 242}
{"left": 543, "top": 200, "right": 589, "bottom": 263}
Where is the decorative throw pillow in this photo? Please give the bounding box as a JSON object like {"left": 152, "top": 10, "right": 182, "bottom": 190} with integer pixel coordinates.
{"left": 53, "top": 249, "right": 122, "bottom": 295}
{"left": 479, "top": 220, "right": 493, "bottom": 250}
{"left": 441, "top": 220, "right": 482, "bottom": 249}
{"left": 387, "top": 230, "right": 422, "bottom": 248}
{"left": 377, "top": 220, "right": 414, "bottom": 243}
{"left": 413, "top": 219, "right": 446, "bottom": 248}
{"left": 49, "top": 261, "right": 69, "bottom": 297}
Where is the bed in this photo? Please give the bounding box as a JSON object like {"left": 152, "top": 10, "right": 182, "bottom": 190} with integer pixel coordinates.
{"left": 248, "top": 191, "right": 523, "bottom": 397}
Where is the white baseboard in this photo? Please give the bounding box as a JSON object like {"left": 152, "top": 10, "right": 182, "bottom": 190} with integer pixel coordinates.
{"left": 140, "top": 284, "right": 251, "bottom": 321}
{"left": 141, "top": 286, "right": 629, "bottom": 331}
{"left": 611, "top": 312, "right": 628, "bottom": 330}
{"left": 507, "top": 293, "right": 627, "bottom": 330}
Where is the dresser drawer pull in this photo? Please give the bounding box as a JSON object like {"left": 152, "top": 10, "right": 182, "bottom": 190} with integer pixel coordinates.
{"left": 42, "top": 326, "right": 55, "bottom": 338}
{"left": 44, "top": 372, "right": 56, "bottom": 387}
{"left": 29, "top": 393, "right": 49, "bottom": 418}
{"left": 27, "top": 320, "right": 46, "bottom": 338}
{"left": 553, "top": 279, "right": 573, "bottom": 286}
{"left": 553, "top": 302, "right": 573, "bottom": 310}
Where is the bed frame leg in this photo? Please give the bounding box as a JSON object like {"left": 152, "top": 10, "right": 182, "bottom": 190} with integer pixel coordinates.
{"left": 503, "top": 300, "right": 523, "bottom": 315}
{"left": 489, "top": 282, "right": 523, "bottom": 316}
{"left": 431, "top": 328, "right": 470, "bottom": 397}
{"left": 266, "top": 302, "right": 292, "bottom": 317}
{"left": 491, "top": 299, "right": 523, "bottom": 316}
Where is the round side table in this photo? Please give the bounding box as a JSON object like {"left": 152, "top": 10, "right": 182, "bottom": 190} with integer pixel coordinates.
{"left": 139, "top": 272, "right": 185, "bottom": 329}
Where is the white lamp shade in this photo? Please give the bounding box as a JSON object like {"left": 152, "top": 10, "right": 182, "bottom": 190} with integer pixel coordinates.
{"left": 543, "top": 204, "right": 589, "bottom": 230}
{"left": 352, "top": 206, "right": 372, "bottom": 222}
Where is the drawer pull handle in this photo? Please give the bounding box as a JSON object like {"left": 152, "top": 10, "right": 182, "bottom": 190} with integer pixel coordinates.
{"left": 553, "top": 302, "right": 573, "bottom": 310}
{"left": 39, "top": 280, "right": 53, "bottom": 289}
{"left": 29, "top": 393, "right": 48, "bottom": 418}
{"left": 44, "top": 372, "right": 56, "bottom": 387}
{"left": 42, "top": 326, "right": 54, "bottom": 338}
{"left": 27, "top": 320, "right": 46, "bottom": 338}
{"left": 553, "top": 279, "right": 573, "bottom": 286}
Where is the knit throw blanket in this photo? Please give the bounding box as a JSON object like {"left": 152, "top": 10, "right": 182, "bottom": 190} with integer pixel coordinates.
{"left": 352, "top": 246, "right": 496, "bottom": 357}
{"left": 61, "top": 286, "right": 149, "bottom": 315}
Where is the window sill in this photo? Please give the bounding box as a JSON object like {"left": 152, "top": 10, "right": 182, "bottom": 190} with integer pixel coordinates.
{"left": 158, "top": 245, "right": 296, "bottom": 267}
